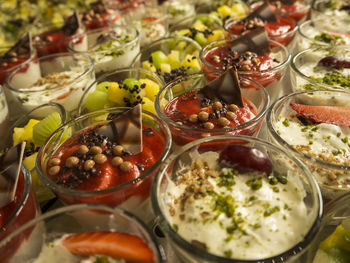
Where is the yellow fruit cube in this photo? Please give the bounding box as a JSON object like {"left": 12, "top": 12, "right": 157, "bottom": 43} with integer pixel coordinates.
{"left": 107, "top": 82, "right": 131, "bottom": 106}
{"left": 217, "top": 5, "right": 232, "bottom": 18}
{"left": 208, "top": 29, "right": 224, "bottom": 43}
{"left": 13, "top": 119, "right": 40, "bottom": 145}
{"left": 160, "top": 63, "right": 171, "bottom": 74}
{"left": 142, "top": 97, "right": 156, "bottom": 115}
{"left": 183, "top": 54, "right": 201, "bottom": 71}
{"left": 177, "top": 29, "right": 191, "bottom": 37}
{"left": 139, "top": 78, "right": 160, "bottom": 101}
{"left": 231, "top": 3, "right": 248, "bottom": 19}
{"left": 142, "top": 60, "right": 156, "bottom": 73}
{"left": 23, "top": 152, "right": 37, "bottom": 171}
{"left": 192, "top": 21, "right": 207, "bottom": 31}
{"left": 13, "top": 127, "right": 25, "bottom": 146}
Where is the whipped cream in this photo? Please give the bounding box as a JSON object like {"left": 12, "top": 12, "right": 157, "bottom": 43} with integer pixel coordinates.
{"left": 163, "top": 151, "right": 310, "bottom": 260}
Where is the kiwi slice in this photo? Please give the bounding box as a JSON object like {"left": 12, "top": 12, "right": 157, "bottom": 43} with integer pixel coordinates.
{"left": 33, "top": 112, "right": 63, "bottom": 146}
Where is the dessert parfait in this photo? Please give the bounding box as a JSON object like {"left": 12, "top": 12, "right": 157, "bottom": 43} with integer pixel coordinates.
{"left": 132, "top": 36, "right": 202, "bottom": 84}
{"left": 107, "top": 0, "right": 153, "bottom": 23}
{"left": 0, "top": 204, "right": 164, "bottom": 263}
{"left": 68, "top": 25, "right": 139, "bottom": 77}
{"left": 200, "top": 27, "right": 290, "bottom": 102}
{"left": 267, "top": 89, "right": 350, "bottom": 199}
{"left": 155, "top": 69, "right": 269, "bottom": 147}
{"left": 162, "top": 0, "right": 196, "bottom": 26}
{"left": 290, "top": 45, "right": 350, "bottom": 92}
{"left": 6, "top": 52, "right": 94, "bottom": 118}
{"left": 78, "top": 68, "right": 164, "bottom": 115}
{"left": 37, "top": 105, "right": 171, "bottom": 223}
{"left": 224, "top": 2, "right": 297, "bottom": 47}
{"left": 152, "top": 135, "right": 322, "bottom": 262}
{"left": 170, "top": 14, "right": 225, "bottom": 47}
{"left": 32, "top": 12, "right": 87, "bottom": 57}
{"left": 0, "top": 143, "right": 40, "bottom": 263}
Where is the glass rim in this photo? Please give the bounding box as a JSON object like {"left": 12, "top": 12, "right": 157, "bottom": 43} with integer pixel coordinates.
{"left": 290, "top": 45, "right": 350, "bottom": 90}
{"left": 77, "top": 67, "right": 165, "bottom": 115}
{"left": 151, "top": 134, "right": 323, "bottom": 263}
{"left": 67, "top": 24, "right": 140, "bottom": 54}
{"left": 139, "top": 6, "right": 169, "bottom": 25}
{"left": 0, "top": 203, "right": 165, "bottom": 262}
{"left": 311, "top": 0, "right": 337, "bottom": 12}
{"left": 155, "top": 71, "right": 270, "bottom": 133}
{"left": 267, "top": 89, "right": 350, "bottom": 171}
{"left": 297, "top": 19, "right": 330, "bottom": 46}
{"left": 0, "top": 46, "right": 38, "bottom": 75}
{"left": 0, "top": 165, "right": 32, "bottom": 231}
{"left": 199, "top": 38, "right": 291, "bottom": 74}
{"left": 36, "top": 106, "right": 172, "bottom": 196}
{"left": 5, "top": 52, "right": 94, "bottom": 94}
{"left": 169, "top": 13, "right": 223, "bottom": 32}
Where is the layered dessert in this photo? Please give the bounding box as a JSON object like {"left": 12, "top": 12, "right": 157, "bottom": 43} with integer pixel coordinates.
{"left": 69, "top": 26, "right": 139, "bottom": 77}
{"left": 225, "top": 3, "right": 296, "bottom": 46}
{"left": 163, "top": 0, "right": 196, "bottom": 26}
{"left": 267, "top": 0, "right": 310, "bottom": 23}
{"left": 269, "top": 90, "right": 350, "bottom": 198}
{"left": 291, "top": 46, "right": 350, "bottom": 92}
{"left": 33, "top": 12, "right": 87, "bottom": 57}
{"left": 159, "top": 143, "right": 315, "bottom": 260}
{"left": 108, "top": 0, "right": 152, "bottom": 22}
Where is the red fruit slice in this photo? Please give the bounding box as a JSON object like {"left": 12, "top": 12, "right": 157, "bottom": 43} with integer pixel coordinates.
{"left": 290, "top": 103, "right": 350, "bottom": 127}
{"left": 62, "top": 231, "right": 155, "bottom": 263}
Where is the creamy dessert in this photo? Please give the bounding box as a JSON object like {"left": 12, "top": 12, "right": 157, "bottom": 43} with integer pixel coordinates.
{"left": 162, "top": 145, "right": 311, "bottom": 260}
{"left": 163, "top": 0, "right": 196, "bottom": 26}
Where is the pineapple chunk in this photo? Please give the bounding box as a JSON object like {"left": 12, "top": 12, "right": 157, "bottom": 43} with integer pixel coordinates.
{"left": 217, "top": 5, "right": 232, "bottom": 18}
{"left": 231, "top": 3, "right": 248, "bottom": 19}
{"left": 142, "top": 60, "right": 156, "bottom": 73}
{"left": 208, "top": 29, "right": 224, "bottom": 43}
{"left": 177, "top": 29, "right": 191, "bottom": 37}
{"left": 23, "top": 152, "right": 37, "bottom": 171}
{"left": 142, "top": 97, "right": 156, "bottom": 115}
{"left": 160, "top": 63, "right": 171, "bottom": 74}
{"left": 13, "top": 128, "right": 25, "bottom": 146}
{"left": 176, "top": 41, "right": 187, "bottom": 51}
{"left": 139, "top": 78, "right": 160, "bottom": 101}
{"left": 168, "top": 50, "right": 182, "bottom": 69}
{"left": 13, "top": 119, "right": 40, "bottom": 146}
{"left": 108, "top": 82, "right": 131, "bottom": 106}
{"left": 192, "top": 21, "right": 207, "bottom": 31}
{"left": 183, "top": 54, "right": 201, "bottom": 71}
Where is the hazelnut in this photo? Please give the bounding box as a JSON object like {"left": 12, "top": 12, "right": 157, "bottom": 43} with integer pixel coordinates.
{"left": 48, "top": 166, "right": 60, "bottom": 176}
{"left": 176, "top": 121, "right": 183, "bottom": 125}
{"left": 84, "top": 160, "right": 95, "bottom": 171}
{"left": 228, "top": 104, "right": 239, "bottom": 112}
{"left": 203, "top": 122, "right": 214, "bottom": 129}
{"left": 94, "top": 153, "right": 107, "bottom": 164}
{"left": 65, "top": 156, "right": 79, "bottom": 168}
{"left": 226, "top": 111, "right": 237, "bottom": 120}
{"left": 252, "top": 58, "right": 260, "bottom": 65}
{"left": 198, "top": 111, "right": 209, "bottom": 122}
{"left": 77, "top": 145, "right": 89, "bottom": 155}
{"left": 244, "top": 51, "right": 252, "bottom": 57}
{"left": 218, "top": 117, "right": 230, "bottom": 127}
{"left": 8, "top": 51, "right": 17, "bottom": 57}
{"left": 120, "top": 161, "right": 133, "bottom": 172}
{"left": 241, "top": 64, "right": 251, "bottom": 71}
{"left": 48, "top": 157, "right": 61, "bottom": 166}
{"left": 189, "top": 114, "right": 198, "bottom": 123}
{"left": 90, "top": 146, "right": 102, "bottom": 154}
{"left": 112, "top": 156, "right": 123, "bottom": 167}
{"left": 113, "top": 145, "right": 124, "bottom": 156}
{"left": 10, "top": 57, "right": 18, "bottom": 63}
{"left": 1, "top": 62, "right": 8, "bottom": 67}
{"left": 213, "top": 101, "right": 223, "bottom": 110}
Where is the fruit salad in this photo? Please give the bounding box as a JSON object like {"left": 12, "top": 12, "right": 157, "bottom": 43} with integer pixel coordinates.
{"left": 212, "top": 0, "right": 249, "bottom": 21}
{"left": 136, "top": 36, "right": 202, "bottom": 84}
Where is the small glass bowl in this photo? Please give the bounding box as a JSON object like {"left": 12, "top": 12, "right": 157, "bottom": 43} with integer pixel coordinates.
{"left": 0, "top": 165, "right": 40, "bottom": 263}
{"left": 0, "top": 84, "right": 10, "bottom": 149}
{"left": 152, "top": 135, "right": 323, "bottom": 262}
{"left": 37, "top": 107, "right": 171, "bottom": 223}
{"left": 131, "top": 36, "right": 202, "bottom": 83}
{"left": 155, "top": 72, "right": 269, "bottom": 147}
{"left": 107, "top": 0, "right": 154, "bottom": 23}
{"left": 163, "top": 0, "right": 196, "bottom": 26}
{"left": 7, "top": 103, "right": 68, "bottom": 203}
{"left": 306, "top": 193, "right": 350, "bottom": 262}
{"left": 77, "top": 67, "right": 164, "bottom": 116}
{"left": 200, "top": 39, "right": 290, "bottom": 102}
{"left": 68, "top": 25, "right": 140, "bottom": 78}
{"left": 81, "top": 5, "right": 121, "bottom": 31}
{"left": 0, "top": 204, "right": 165, "bottom": 263}
{"left": 267, "top": 89, "right": 350, "bottom": 200}
{"left": 290, "top": 45, "right": 350, "bottom": 93}
{"left": 5, "top": 52, "right": 95, "bottom": 119}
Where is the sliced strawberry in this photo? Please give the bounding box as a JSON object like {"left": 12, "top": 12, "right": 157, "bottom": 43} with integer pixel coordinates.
{"left": 290, "top": 103, "right": 350, "bottom": 127}
{"left": 62, "top": 231, "right": 155, "bottom": 263}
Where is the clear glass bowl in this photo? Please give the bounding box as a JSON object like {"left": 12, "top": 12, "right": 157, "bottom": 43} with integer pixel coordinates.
{"left": 152, "top": 135, "right": 323, "bottom": 262}
{"left": 77, "top": 67, "right": 164, "bottom": 116}
{"left": 155, "top": 72, "right": 269, "bottom": 147}
{"left": 5, "top": 52, "right": 95, "bottom": 119}
{"left": 68, "top": 25, "right": 140, "bottom": 78}
{"left": 37, "top": 107, "right": 171, "bottom": 223}
{"left": 200, "top": 38, "right": 290, "bottom": 102}
{"left": 0, "top": 84, "right": 10, "bottom": 149}
{"left": 163, "top": 0, "right": 196, "bottom": 26}
{"left": 0, "top": 203, "right": 165, "bottom": 263}
{"left": 267, "top": 89, "right": 350, "bottom": 200}
{"left": 290, "top": 45, "right": 350, "bottom": 93}
{"left": 0, "top": 165, "right": 40, "bottom": 263}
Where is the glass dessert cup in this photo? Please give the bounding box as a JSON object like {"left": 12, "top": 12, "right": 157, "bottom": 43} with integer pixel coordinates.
{"left": 68, "top": 25, "right": 140, "bottom": 78}
{"left": 306, "top": 193, "right": 350, "bottom": 262}
{"left": 0, "top": 203, "right": 165, "bottom": 263}
{"left": 0, "top": 165, "right": 40, "bottom": 263}
{"left": 155, "top": 72, "right": 269, "bottom": 148}
{"left": 107, "top": 0, "right": 154, "bottom": 23}
{"left": 7, "top": 103, "right": 68, "bottom": 203}
{"left": 211, "top": 0, "right": 250, "bottom": 21}
{"left": 0, "top": 46, "right": 38, "bottom": 85}
{"left": 163, "top": 0, "right": 196, "bottom": 26}
{"left": 290, "top": 45, "right": 350, "bottom": 93}
{"left": 224, "top": 16, "right": 298, "bottom": 47}
{"left": 37, "top": 107, "right": 171, "bottom": 223}
{"left": 0, "top": 84, "right": 10, "bottom": 149}
{"left": 5, "top": 52, "right": 95, "bottom": 120}
{"left": 81, "top": 5, "right": 121, "bottom": 31}
{"left": 32, "top": 22, "right": 87, "bottom": 57}
{"left": 200, "top": 39, "right": 290, "bottom": 102}
{"left": 152, "top": 135, "right": 323, "bottom": 263}
{"left": 131, "top": 36, "right": 202, "bottom": 84}
{"left": 77, "top": 67, "right": 164, "bottom": 116}
{"left": 267, "top": 89, "right": 350, "bottom": 200}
